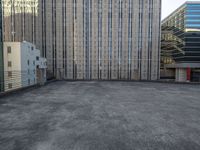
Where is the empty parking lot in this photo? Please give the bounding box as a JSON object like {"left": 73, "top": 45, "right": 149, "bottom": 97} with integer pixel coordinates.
{"left": 0, "top": 81, "right": 200, "bottom": 150}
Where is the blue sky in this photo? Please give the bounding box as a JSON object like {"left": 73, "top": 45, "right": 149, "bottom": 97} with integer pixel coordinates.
{"left": 162, "top": 0, "right": 200, "bottom": 20}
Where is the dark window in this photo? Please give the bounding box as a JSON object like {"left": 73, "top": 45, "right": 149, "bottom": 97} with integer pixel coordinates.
{"left": 36, "top": 56, "right": 39, "bottom": 60}
{"left": 8, "top": 83, "right": 12, "bottom": 89}
{"left": 8, "top": 61, "right": 12, "bottom": 67}
{"left": 27, "top": 60, "right": 30, "bottom": 65}
{"left": 8, "top": 71, "right": 12, "bottom": 77}
{"left": 7, "top": 46, "right": 11, "bottom": 53}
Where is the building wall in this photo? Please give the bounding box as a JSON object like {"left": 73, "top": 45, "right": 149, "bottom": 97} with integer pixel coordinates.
{"left": 176, "top": 68, "right": 187, "bottom": 82}
{"left": 161, "top": 2, "right": 200, "bottom": 81}
{"left": 3, "top": 0, "right": 161, "bottom": 80}
{"left": 3, "top": 42, "right": 46, "bottom": 91}
{"left": 20, "top": 42, "right": 37, "bottom": 87}
{"left": 4, "top": 42, "right": 22, "bottom": 91}
{"left": 162, "top": 2, "right": 200, "bottom": 64}
{"left": 0, "top": 0, "right": 4, "bottom": 91}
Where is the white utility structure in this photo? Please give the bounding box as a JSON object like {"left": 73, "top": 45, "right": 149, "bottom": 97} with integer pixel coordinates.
{"left": 3, "top": 41, "right": 47, "bottom": 91}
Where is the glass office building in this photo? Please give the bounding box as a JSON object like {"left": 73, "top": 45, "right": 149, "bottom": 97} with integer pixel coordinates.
{"left": 0, "top": 0, "right": 4, "bottom": 91}
{"left": 2, "top": 0, "right": 161, "bottom": 80}
{"left": 161, "top": 2, "right": 200, "bottom": 81}
{"left": 162, "top": 2, "right": 200, "bottom": 65}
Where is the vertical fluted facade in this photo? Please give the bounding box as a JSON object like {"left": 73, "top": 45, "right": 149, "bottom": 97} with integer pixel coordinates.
{"left": 3, "top": 0, "right": 161, "bottom": 80}
{"left": 0, "top": 0, "right": 4, "bottom": 91}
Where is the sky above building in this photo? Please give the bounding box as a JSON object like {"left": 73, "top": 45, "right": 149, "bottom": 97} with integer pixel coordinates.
{"left": 162, "top": 0, "right": 200, "bottom": 20}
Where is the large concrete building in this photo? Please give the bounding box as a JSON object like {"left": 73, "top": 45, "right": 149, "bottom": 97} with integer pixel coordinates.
{"left": 2, "top": 0, "right": 161, "bottom": 80}
{"left": 3, "top": 41, "right": 47, "bottom": 91}
{"left": 161, "top": 1, "right": 200, "bottom": 82}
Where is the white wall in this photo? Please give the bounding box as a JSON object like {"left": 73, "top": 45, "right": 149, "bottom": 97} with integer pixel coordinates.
{"left": 20, "top": 42, "right": 37, "bottom": 87}
{"left": 4, "top": 42, "right": 22, "bottom": 91}
{"left": 176, "top": 68, "right": 187, "bottom": 82}
{"left": 3, "top": 42, "right": 47, "bottom": 91}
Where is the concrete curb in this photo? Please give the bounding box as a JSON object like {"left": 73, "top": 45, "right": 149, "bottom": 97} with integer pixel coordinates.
{"left": 0, "top": 79, "right": 199, "bottom": 98}
{"left": 0, "top": 79, "right": 58, "bottom": 98}
{"left": 62, "top": 79, "right": 200, "bottom": 85}
{"left": 0, "top": 84, "right": 41, "bottom": 98}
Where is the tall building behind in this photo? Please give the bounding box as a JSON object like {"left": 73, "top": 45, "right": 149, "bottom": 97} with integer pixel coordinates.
{"left": 0, "top": 0, "right": 4, "bottom": 91}
{"left": 2, "top": 0, "right": 161, "bottom": 80}
{"left": 161, "top": 1, "right": 200, "bottom": 82}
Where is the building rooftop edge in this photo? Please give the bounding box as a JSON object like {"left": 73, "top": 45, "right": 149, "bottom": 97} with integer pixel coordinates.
{"left": 4, "top": 41, "right": 35, "bottom": 46}
{"left": 162, "top": 1, "right": 200, "bottom": 24}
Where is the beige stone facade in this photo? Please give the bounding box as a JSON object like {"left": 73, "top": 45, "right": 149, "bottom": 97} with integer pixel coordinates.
{"left": 3, "top": 0, "right": 161, "bottom": 80}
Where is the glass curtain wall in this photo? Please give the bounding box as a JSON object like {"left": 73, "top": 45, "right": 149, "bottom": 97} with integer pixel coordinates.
{"left": 161, "top": 2, "right": 200, "bottom": 65}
